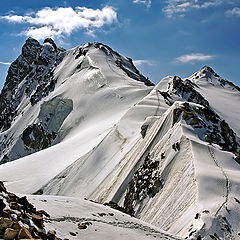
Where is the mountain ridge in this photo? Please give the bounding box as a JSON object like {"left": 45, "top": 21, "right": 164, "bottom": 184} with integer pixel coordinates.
{"left": 0, "top": 38, "right": 240, "bottom": 240}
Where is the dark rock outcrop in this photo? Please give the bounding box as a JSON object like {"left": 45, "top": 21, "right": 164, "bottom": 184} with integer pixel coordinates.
{"left": 0, "top": 182, "right": 61, "bottom": 240}
{"left": 160, "top": 76, "right": 209, "bottom": 107}
{"left": 124, "top": 154, "right": 163, "bottom": 216}
{"left": 172, "top": 102, "right": 240, "bottom": 160}
{"left": 0, "top": 38, "right": 65, "bottom": 132}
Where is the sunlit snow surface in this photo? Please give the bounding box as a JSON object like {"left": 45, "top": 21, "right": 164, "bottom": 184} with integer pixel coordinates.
{"left": 27, "top": 195, "right": 181, "bottom": 240}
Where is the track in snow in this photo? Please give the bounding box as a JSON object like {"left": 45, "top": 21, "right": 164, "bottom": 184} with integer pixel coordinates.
{"left": 47, "top": 216, "right": 182, "bottom": 240}
{"left": 208, "top": 146, "right": 231, "bottom": 216}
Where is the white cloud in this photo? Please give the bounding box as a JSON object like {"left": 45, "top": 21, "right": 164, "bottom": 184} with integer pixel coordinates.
{"left": 225, "top": 7, "right": 240, "bottom": 17}
{"left": 163, "top": 0, "right": 223, "bottom": 18}
{"left": 0, "top": 6, "right": 118, "bottom": 40}
{"left": 0, "top": 61, "right": 11, "bottom": 65}
{"left": 132, "top": 0, "right": 152, "bottom": 8}
{"left": 176, "top": 53, "right": 215, "bottom": 63}
{"left": 23, "top": 26, "right": 62, "bottom": 40}
{"left": 133, "top": 59, "right": 154, "bottom": 67}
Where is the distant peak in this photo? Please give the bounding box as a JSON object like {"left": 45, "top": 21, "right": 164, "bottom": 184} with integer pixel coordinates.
{"left": 188, "top": 66, "right": 240, "bottom": 92}
{"left": 200, "top": 66, "right": 217, "bottom": 76}
{"left": 189, "top": 65, "right": 220, "bottom": 81}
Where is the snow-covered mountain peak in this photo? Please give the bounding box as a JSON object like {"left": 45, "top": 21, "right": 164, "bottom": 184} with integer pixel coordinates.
{"left": 43, "top": 38, "right": 58, "bottom": 50}
{"left": 200, "top": 65, "right": 218, "bottom": 76}
{"left": 0, "top": 39, "right": 155, "bottom": 164}
{"left": 72, "top": 42, "right": 154, "bottom": 86}
{"left": 188, "top": 65, "right": 240, "bottom": 92}
{"left": 190, "top": 65, "right": 220, "bottom": 81}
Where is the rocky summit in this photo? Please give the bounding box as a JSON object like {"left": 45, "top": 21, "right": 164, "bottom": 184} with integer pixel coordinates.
{"left": 0, "top": 38, "right": 240, "bottom": 240}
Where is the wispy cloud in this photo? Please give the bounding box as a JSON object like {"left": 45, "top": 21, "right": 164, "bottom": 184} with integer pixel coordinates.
{"left": 133, "top": 59, "right": 154, "bottom": 67}
{"left": 176, "top": 53, "right": 215, "bottom": 63}
{"left": 132, "top": 0, "right": 152, "bottom": 8}
{"left": 0, "top": 6, "right": 118, "bottom": 40}
{"left": 225, "top": 7, "right": 240, "bottom": 17}
{"left": 0, "top": 61, "right": 11, "bottom": 65}
{"left": 163, "top": 0, "right": 223, "bottom": 18}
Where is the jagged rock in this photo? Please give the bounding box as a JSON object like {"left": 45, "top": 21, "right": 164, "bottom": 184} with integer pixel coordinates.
{"left": 160, "top": 76, "right": 209, "bottom": 107}
{"left": 18, "top": 196, "right": 35, "bottom": 214}
{"left": 124, "top": 154, "right": 162, "bottom": 216}
{"left": 0, "top": 218, "right": 13, "bottom": 230}
{"left": 31, "top": 215, "right": 44, "bottom": 228}
{"left": 36, "top": 210, "right": 50, "bottom": 218}
{"left": 140, "top": 117, "right": 159, "bottom": 138}
{"left": 0, "top": 182, "right": 61, "bottom": 240}
{"left": 47, "top": 230, "right": 56, "bottom": 240}
{"left": 9, "top": 202, "right": 20, "bottom": 211}
{"left": 141, "top": 124, "right": 148, "bottom": 138}
{"left": 2, "top": 97, "right": 73, "bottom": 163}
{"left": 21, "top": 123, "right": 56, "bottom": 150}
{"left": 11, "top": 221, "right": 21, "bottom": 231}
{"left": 18, "top": 227, "right": 32, "bottom": 239}
{"left": 78, "top": 222, "right": 90, "bottom": 229}
{"left": 0, "top": 182, "right": 7, "bottom": 192}
{"left": 172, "top": 102, "right": 240, "bottom": 159}
{"left": 0, "top": 37, "right": 65, "bottom": 132}
{"left": 103, "top": 201, "right": 126, "bottom": 214}
{"left": 7, "top": 193, "right": 19, "bottom": 203}
{"left": 3, "top": 228, "right": 19, "bottom": 240}
{"left": 0, "top": 200, "right": 6, "bottom": 215}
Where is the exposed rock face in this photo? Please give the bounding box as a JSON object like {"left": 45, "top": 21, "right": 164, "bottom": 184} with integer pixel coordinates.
{"left": 159, "top": 76, "right": 209, "bottom": 107}
{"left": 0, "top": 181, "right": 60, "bottom": 240}
{"left": 172, "top": 102, "right": 240, "bottom": 159}
{"left": 124, "top": 154, "right": 163, "bottom": 216}
{"left": 0, "top": 38, "right": 65, "bottom": 132}
{"left": 22, "top": 97, "right": 73, "bottom": 151}
{"left": 0, "top": 38, "right": 41, "bottom": 131}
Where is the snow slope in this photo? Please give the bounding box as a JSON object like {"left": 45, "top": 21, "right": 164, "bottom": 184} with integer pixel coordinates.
{"left": 27, "top": 195, "right": 181, "bottom": 240}
{"left": 0, "top": 40, "right": 153, "bottom": 163}
{"left": 0, "top": 40, "right": 154, "bottom": 193}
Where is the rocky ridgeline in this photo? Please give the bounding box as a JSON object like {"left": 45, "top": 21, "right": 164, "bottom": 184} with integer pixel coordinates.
{"left": 123, "top": 100, "right": 240, "bottom": 218}
{"left": 173, "top": 102, "right": 240, "bottom": 161}
{"left": 159, "top": 76, "right": 209, "bottom": 107}
{"left": 0, "top": 182, "right": 61, "bottom": 240}
{"left": 74, "top": 42, "right": 154, "bottom": 86}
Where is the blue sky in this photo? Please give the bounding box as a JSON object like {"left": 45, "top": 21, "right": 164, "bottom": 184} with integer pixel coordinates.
{"left": 0, "top": 0, "right": 239, "bottom": 89}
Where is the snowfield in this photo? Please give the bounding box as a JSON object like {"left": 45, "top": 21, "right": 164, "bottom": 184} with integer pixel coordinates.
{"left": 26, "top": 195, "right": 182, "bottom": 240}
